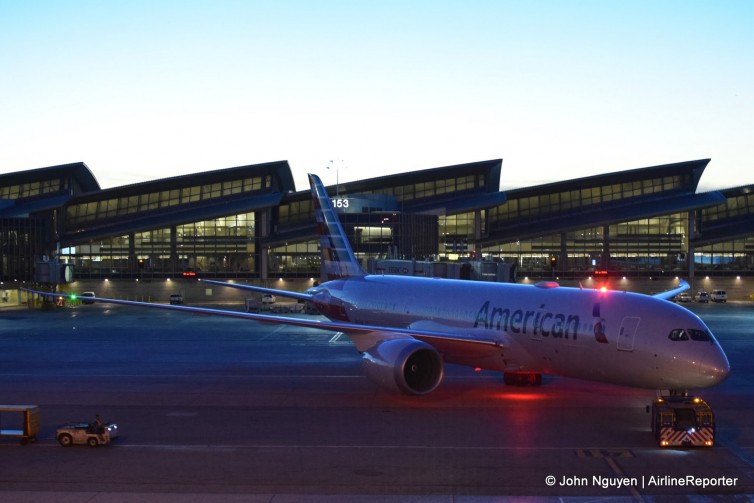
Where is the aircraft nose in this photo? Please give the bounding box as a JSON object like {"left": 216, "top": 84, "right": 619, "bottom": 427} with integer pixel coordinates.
{"left": 701, "top": 344, "right": 730, "bottom": 387}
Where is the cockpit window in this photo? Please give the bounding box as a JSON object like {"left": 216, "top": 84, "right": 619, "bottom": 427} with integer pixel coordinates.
{"left": 687, "top": 329, "right": 711, "bottom": 342}
{"left": 668, "top": 329, "right": 689, "bottom": 341}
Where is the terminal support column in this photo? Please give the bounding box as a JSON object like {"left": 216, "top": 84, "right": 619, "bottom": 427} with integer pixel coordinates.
{"left": 257, "top": 209, "right": 270, "bottom": 281}
{"left": 688, "top": 210, "right": 696, "bottom": 292}
{"left": 474, "top": 210, "right": 482, "bottom": 260}
{"left": 170, "top": 226, "right": 178, "bottom": 274}
{"left": 128, "top": 233, "right": 136, "bottom": 274}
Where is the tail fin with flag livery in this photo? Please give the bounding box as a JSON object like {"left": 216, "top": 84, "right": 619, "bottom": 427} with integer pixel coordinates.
{"left": 308, "top": 173, "right": 367, "bottom": 280}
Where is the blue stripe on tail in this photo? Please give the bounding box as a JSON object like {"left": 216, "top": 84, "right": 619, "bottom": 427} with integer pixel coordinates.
{"left": 308, "top": 173, "right": 367, "bottom": 280}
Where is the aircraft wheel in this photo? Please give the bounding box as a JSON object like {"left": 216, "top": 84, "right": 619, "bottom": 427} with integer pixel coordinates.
{"left": 503, "top": 372, "right": 542, "bottom": 386}
{"left": 503, "top": 372, "right": 516, "bottom": 385}
{"left": 529, "top": 373, "right": 542, "bottom": 386}
{"left": 58, "top": 434, "right": 73, "bottom": 447}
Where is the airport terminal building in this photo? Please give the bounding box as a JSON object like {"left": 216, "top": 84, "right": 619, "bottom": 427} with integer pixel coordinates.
{"left": 2, "top": 158, "right": 753, "bottom": 301}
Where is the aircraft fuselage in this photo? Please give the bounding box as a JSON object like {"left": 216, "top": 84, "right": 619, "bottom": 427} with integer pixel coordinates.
{"left": 310, "top": 275, "right": 730, "bottom": 391}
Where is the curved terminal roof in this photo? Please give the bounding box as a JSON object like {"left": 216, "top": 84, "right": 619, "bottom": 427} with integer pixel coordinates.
{"left": 486, "top": 159, "right": 725, "bottom": 244}
{"left": 337, "top": 159, "right": 502, "bottom": 194}
{"left": 62, "top": 161, "right": 294, "bottom": 243}
{"left": 1, "top": 157, "right": 749, "bottom": 254}
{"left": 506, "top": 159, "right": 709, "bottom": 198}
{"left": 70, "top": 160, "right": 294, "bottom": 201}
{"left": 0, "top": 162, "right": 100, "bottom": 218}
{"left": 312, "top": 159, "right": 506, "bottom": 215}
{"left": 694, "top": 184, "right": 754, "bottom": 246}
{"left": 0, "top": 162, "right": 100, "bottom": 194}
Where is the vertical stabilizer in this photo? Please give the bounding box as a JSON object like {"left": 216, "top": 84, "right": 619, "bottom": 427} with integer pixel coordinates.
{"left": 309, "top": 173, "right": 367, "bottom": 280}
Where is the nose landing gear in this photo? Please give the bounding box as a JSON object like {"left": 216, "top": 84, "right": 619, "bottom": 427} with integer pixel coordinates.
{"left": 503, "top": 372, "right": 542, "bottom": 386}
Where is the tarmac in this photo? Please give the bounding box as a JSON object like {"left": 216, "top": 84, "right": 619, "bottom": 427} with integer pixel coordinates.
{"left": 0, "top": 300, "right": 753, "bottom": 502}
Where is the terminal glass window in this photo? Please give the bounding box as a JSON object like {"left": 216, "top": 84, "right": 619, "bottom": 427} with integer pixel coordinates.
{"left": 176, "top": 213, "right": 256, "bottom": 274}
{"left": 608, "top": 213, "right": 686, "bottom": 272}
{"left": 439, "top": 212, "right": 475, "bottom": 257}
{"left": 566, "top": 227, "right": 604, "bottom": 270}
{"left": 367, "top": 176, "right": 478, "bottom": 204}
{"left": 134, "top": 228, "right": 172, "bottom": 272}
{"left": 354, "top": 226, "right": 393, "bottom": 247}
{"left": 65, "top": 176, "right": 267, "bottom": 231}
{"left": 269, "top": 240, "right": 320, "bottom": 276}
{"left": 278, "top": 199, "right": 313, "bottom": 229}
{"left": 482, "top": 234, "right": 561, "bottom": 273}
{"left": 702, "top": 193, "right": 754, "bottom": 222}
{"left": 63, "top": 213, "right": 258, "bottom": 278}
{"left": 1, "top": 218, "right": 48, "bottom": 281}
{"left": 1, "top": 179, "right": 63, "bottom": 200}
{"left": 483, "top": 213, "right": 689, "bottom": 276}
{"left": 61, "top": 235, "right": 130, "bottom": 277}
{"left": 695, "top": 238, "right": 754, "bottom": 272}
{"left": 489, "top": 175, "right": 687, "bottom": 230}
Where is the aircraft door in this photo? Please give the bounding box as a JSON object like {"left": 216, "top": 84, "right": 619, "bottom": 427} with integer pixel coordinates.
{"left": 617, "top": 317, "right": 640, "bottom": 352}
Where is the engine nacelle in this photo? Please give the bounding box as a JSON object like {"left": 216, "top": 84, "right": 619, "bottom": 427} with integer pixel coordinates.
{"left": 361, "top": 338, "right": 444, "bottom": 395}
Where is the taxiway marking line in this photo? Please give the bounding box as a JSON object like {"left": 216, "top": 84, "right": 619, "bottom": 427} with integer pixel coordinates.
{"left": 605, "top": 456, "right": 645, "bottom": 502}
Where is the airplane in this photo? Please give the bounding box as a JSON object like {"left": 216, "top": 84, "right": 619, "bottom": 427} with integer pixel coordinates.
{"left": 24, "top": 174, "right": 730, "bottom": 397}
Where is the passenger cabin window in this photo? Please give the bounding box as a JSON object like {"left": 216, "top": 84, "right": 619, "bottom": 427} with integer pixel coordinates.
{"left": 668, "top": 329, "right": 689, "bottom": 341}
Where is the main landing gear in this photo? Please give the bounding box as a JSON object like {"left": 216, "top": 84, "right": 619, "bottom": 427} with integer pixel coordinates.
{"left": 503, "top": 372, "right": 542, "bottom": 386}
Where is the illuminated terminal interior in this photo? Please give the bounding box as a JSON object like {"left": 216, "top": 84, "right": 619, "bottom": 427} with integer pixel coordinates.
{"left": 2, "top": 158, "right": 753, "bottom": 300}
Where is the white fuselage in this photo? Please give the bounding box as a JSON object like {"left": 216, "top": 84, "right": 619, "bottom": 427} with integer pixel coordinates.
{"left": 311, "top": 275, "right": 730, "bottom": 391}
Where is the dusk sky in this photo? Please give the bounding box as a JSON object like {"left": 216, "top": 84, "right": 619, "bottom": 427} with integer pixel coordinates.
{"left": 1, "top": 1, "right": 752, "bottom": 191}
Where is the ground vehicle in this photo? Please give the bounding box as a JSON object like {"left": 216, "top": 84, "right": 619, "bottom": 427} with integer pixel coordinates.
{"left": 711, "top": 290, "right": 727, "bottom": 303}
{"left": 57, "top": 421, "right": 119, "bottom": 447}
{"left": 0, "top": 405, "right": 40, "bottom": 445}
{"left": 245, "top": 298, "right": 259, "bottom": 312}
{"left": 261, "top": 293, "right": 276, "bottom": 304}
{"left": 81, "top": 292, "right": 96, "bottom": 304}
{"left": 675, "top": 292, "right": 692, "bottom": 302}
{"left": 696, "top": 291, "right": 710, "bottom": 303}
{"left": 169, "top": 293, "right": 184, "bottom": 304}
{"left": 651, "top": 396, "right": 714, "bottom": 447}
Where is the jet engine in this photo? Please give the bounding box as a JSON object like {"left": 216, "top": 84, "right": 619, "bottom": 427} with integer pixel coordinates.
{"left": 361, "top": 338, "right": 444, "bottom": 395}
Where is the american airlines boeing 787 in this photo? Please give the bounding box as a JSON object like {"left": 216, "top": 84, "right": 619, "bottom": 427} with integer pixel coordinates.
{"left": 26, "top": 174, "right": 730, "bottom": 396}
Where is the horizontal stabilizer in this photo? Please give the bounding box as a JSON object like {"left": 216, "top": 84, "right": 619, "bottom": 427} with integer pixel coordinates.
{"left": 652, "top": 279, "right": 690, "bottom": 300}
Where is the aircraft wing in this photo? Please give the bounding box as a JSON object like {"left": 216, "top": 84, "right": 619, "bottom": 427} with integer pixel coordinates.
{"left": 652, "top": 279, "right": 690, "bottom": 300}
{"left": 200, "top": 279, "right": 314, "bottom": 302}
{"left": 22, "top": 289, "right": 504, "bottom": 355}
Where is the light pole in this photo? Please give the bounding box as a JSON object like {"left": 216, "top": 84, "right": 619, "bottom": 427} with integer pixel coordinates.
{"left": 327, "top": 159, "right": 344, "bottom": 197}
